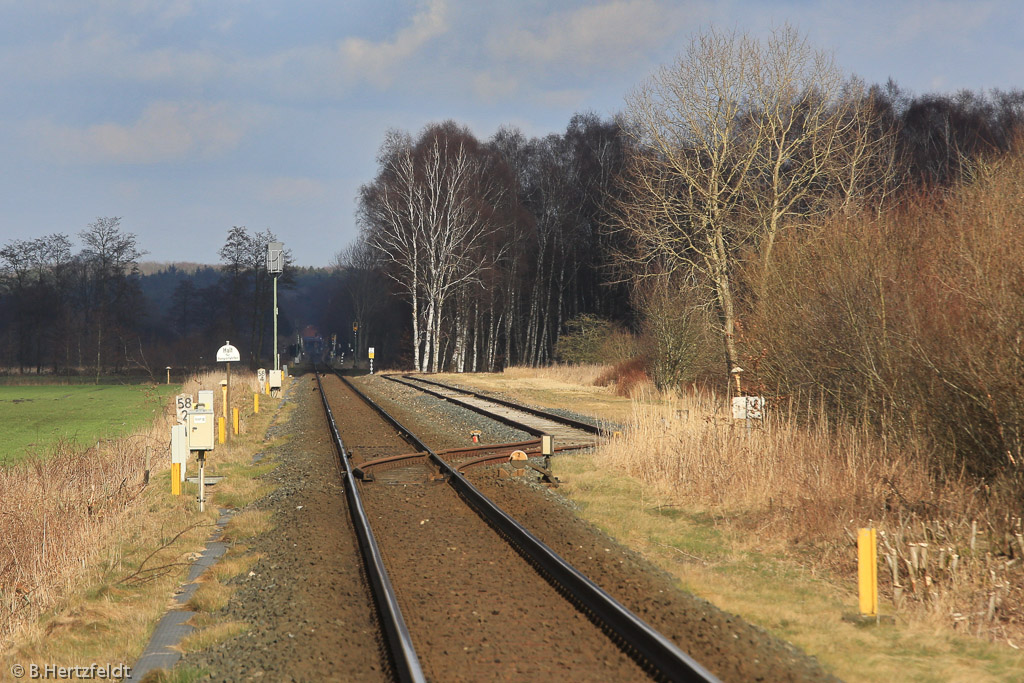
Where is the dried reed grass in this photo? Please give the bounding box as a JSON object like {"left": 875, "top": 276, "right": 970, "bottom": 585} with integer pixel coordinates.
{"left": 0, "top": 371, "right": 260, "bottom": 651}
{"left": 597, "top": 390, "right": 1024, "bottom": 642}
{"left": 500, "top": 363, "right": 616, "bottom": 389}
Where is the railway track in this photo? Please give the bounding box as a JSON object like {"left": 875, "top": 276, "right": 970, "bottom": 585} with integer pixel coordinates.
{"left": 352, "top": 372, "right": 602, "bottom": 484}
{"left": 315, "top": 369, "right": 718, "bottom": 682}
{"left": 383, "top": 373, "right": 602, "bottom": 448}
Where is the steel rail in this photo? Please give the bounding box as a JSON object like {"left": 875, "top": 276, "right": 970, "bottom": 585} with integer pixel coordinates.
{"left": 313, "top": 371, "right": 426, "bottom": 683}
{"left": 337, "top": 370, "right": 720, "bottom": 683}
{"left": 382, "top": 373, "right": 598, "bottom": 440}
{"left": 396, "top": 373, "right": 606, "bottom": 435}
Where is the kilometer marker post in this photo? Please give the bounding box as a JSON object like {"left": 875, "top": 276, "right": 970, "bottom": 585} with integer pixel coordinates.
{"left": 858, "top": 528, "right": 878, "bottom": 619}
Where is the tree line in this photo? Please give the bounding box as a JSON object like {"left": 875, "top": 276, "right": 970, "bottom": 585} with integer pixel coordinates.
{"left": 346, "top": 25, "right": 1024, "bottom": 482}
{"left": 352, "top": 114, "right": 631, "bottom": 372}
{"left": 0, "top": 218, "right": 144, "bottom": 378}
{"left": 349, "top": 25, "right": 1024, "bottom": 381}
{"left": 0, "top": 222, "right": 303, "bottom": 376}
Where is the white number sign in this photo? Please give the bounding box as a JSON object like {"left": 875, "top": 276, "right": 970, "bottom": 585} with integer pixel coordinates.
{"left": 732, "top": 395, "right": 765, "bottom": 420}
{"left": 175, "top": 394, "right": 194, "bottom": 423}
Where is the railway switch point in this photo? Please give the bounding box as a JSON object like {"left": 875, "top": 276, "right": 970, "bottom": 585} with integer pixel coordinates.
{"left": 528, "top": 461, "right": 559, "bottom": 487}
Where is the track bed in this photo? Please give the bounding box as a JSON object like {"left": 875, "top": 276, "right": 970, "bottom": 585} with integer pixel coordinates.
{"left": 181, "top": 373, "right": 838, "bottom": 682}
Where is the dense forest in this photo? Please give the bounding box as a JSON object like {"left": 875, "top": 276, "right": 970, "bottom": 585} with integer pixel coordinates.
{"left": 2, "top": 28, "right": 1023, "bottom": 480}
{"left": 0, "top": 222, "right": 317, "bottom": 376}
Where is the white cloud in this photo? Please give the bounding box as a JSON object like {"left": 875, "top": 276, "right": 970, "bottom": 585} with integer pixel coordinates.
{"left": 489, "top": 0, "right": 690, "bottom": 70}
{"left": 336, "top": 0, "right": 449, "bottom": 87}
{"left": 0, "top": 0, "right": 452, "bottom": 104}
{"left": 30, "top": 101, "right": 248, "bottom": 164}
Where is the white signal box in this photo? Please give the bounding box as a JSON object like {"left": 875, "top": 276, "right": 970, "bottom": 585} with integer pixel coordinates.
{"left": 269, "top": 369, "right": 283, "bottom": 389}
{"left": 186, "top": 409, "right": 216, "bottom": 451}
{"left": 197, "top": 390, "right": 214, "bottom": 410}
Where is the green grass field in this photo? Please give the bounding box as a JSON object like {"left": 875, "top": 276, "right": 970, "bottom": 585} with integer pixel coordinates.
{"left": 0, "top": 384, "right": 181, "bottom": 464}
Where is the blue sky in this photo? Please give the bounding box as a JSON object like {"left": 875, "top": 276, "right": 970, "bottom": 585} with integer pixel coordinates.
{"left": 1, "top": 0, "right": 1021, "bottom": 267}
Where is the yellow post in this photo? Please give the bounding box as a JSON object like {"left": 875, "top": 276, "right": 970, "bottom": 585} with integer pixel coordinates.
{"left": 858, "top": 528, "right": 878, "bottom": 617}
{"left": 171, "top": 463, "right": 181, "bottom": 495}
{"left": 254, "top": 392, "right": 259, "bottom": 414}
{"left": 233, "top": 407, "right": 239, "bottom": 435}
{"left": 221, "top": 382, "right": 228, "bottom": 420}
{"left": 218, "top": 417, "right": 226, "bottom": 444}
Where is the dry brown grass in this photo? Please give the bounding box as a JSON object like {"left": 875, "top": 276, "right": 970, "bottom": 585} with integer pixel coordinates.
{"left": 223, "top": 510, "right": 273, "bottom": 542}
{"left": 0, "top": 369, "right": 266, "bottom": 654}
{"left": 185, "top": 577, "right": 233, "bottom": 614}
{"left": 436, "top": 364, "right": 662, "bottom": 425}
{"left": 499, "top": 363, "right": 616, "bottom": 388}
{"left": 179, "top": 618, "right": 249, "bottom": 653}
{"left": 596, "top": 390, "right": 1024, "bottom": 645}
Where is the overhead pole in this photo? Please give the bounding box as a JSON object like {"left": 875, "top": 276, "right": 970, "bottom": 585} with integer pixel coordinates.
{"left": 268, "top": 242, "right": 284, "bottom": 371}
{"left": 273, "top": 275, "right": 279, "bottom": 370}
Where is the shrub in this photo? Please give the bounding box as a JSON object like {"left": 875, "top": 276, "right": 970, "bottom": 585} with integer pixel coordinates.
{"left": 594, "top": 356, "right": 651, "bottom": 397}
{"left": 555, "top": 314, "right": 635, "bottom": 365}
{"left": 745, "top": 139, "right": 1024, "bottom": 484}
{"left": 634, "top": 277, "right": 718, "bottom": 391}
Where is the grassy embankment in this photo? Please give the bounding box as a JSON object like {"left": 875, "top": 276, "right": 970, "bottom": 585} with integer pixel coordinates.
{"left": 0, "top": 371, "right": 288, "bottom": 679}
{"left": 0, "top": 385, "right": 181, "bottom": 465}
{"left": 437, "top": 366, "right": 1024, "bottom": 683}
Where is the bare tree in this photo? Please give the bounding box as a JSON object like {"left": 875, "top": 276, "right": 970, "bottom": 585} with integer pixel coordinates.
{"left": 614, "top": 25, "right": 893, "bottom": 384}
{"left": 79, "top": 217, "right": 145, "bottom": 380}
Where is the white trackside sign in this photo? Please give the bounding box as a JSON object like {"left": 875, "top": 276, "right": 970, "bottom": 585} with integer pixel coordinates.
{"left": 217, "top": 343, "right": 240, "bottom": 362}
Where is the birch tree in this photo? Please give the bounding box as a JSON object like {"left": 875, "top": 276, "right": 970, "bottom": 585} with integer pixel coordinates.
{"left": 358, "top": 122, "right": 512, "bottom": 371}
